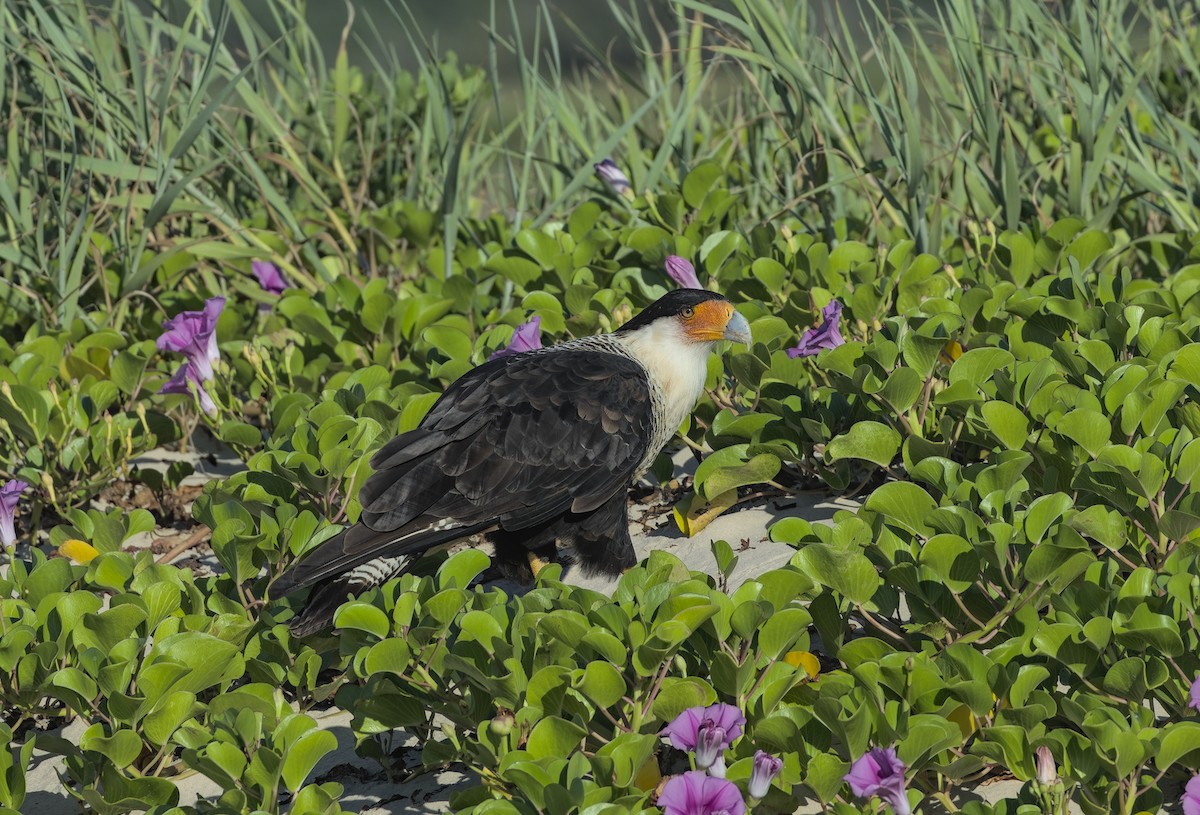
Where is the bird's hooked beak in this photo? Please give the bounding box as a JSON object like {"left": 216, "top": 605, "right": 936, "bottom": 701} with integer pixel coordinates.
{"left": 723, "top": 310, "right": 752, "bottom": 345}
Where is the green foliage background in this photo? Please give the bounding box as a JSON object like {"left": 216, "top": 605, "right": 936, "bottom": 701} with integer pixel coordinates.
{"left": 2, "top": 0, "right": 1200, "bottom": 813}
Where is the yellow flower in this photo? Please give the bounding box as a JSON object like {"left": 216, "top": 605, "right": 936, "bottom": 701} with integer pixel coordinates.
{"left": 940, "top": 340, "right": 964, "bottom": 364}
{"left": 784, "top": 650, "right": 821, "bottom": 678}
{"left": 59, "top": 539, "right": 99, "bottom": 564}
{"left": 633, "top": 756, "right": 662, "bottom": 791}
{"left": 673, "top": 489, "right": 737, "bottom": 537}
{"left": 947, "top": 704, "right": 977, "bottom": 739}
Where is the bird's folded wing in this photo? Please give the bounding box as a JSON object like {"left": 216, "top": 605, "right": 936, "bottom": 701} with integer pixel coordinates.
{"left": 274, "top": 348, "right": 656, "bottom": 593}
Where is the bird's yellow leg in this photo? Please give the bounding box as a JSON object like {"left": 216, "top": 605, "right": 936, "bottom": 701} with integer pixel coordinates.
{"left": 527, "top": 551, "right": 549, "bottom": 578}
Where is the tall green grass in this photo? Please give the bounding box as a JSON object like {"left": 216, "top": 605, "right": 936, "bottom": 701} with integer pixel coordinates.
{"left": 2, "top": 0, "right": 1199, "bottom": 338}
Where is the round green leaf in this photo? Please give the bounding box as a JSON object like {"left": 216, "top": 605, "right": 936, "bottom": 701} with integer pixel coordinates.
{"left": 826, "top": 421, "right": 901, "bottom": 468}
{"left": 525, "top": 716, "right": 587, "bottom": 760}
{"left": 980, "top": 401, "right": 1029, "bottom": 451}
{"left": 333, "top": 602, "right": 390, "bottom": 638}
{"left": 574, "top": 661, "right": 626, "bottom": 709}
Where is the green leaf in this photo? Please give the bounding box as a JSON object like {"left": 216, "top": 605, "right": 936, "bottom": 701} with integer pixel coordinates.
{"left": 141, "top": 691, "right": 198, "bottom": 747}
{"left": 902, "top": 332, "right": 952, "bottom": 378}
{"left": 515, "top": 228, "right": 562, "bottom": 269}
{"left": 650, "top": 677, "right": 716, "bottom": 722}
{"left": 79, "top": 725, "right": 142, "bottom": 768}
{"left": 757, "top": 607, "right": 812, "bottom": 660}
{"left": 694, "top": 447, "right": 781, "bottom": 500}
{"left": 219, "top": 420, "right": 263, "bottom": 448}
{"left": 878, "top": 367, "right": 924, "bottom": 412}
{"left": 826, "top": 421, "right": 901, "bottom": 468}
{"left": 437, "top": 549, "right": 491, "bottom": 589}
{"left": 1056, "top": 409, "right": 1111, "bottom": 457}
{"left": 1113, "top": 604, "right": 1184, "bottom": 656}
{"left": 805, "top": 752, "right": 850, "bottom": 801}
{"left": 918, "top": 534, "right": 979, "bottom": 593}
{"left": 949, "top": 348, "right": 1014, "bottom": 388}
{"left": 864, "top": 482, "right": 936, "bottom": 537}
{"left": 0, "top": 384, "right": 50, "bottom": 443}
{"left": 281, "top": 727, "right": 337, "bottom": 792}
{"left": 363, "top": 638, "right": 412, "bottom": 676}
{"left": 1159, "top": 510, "right": 1200, "bottom": 543}
{"left": 1157, "top": 722, "right": 1200, "bottom": 770}
{"left": 1023, "top": 544, "right": 1094, "bottom": 592}
{"left": 525, "top": 717, "right": 587, "bottom": 759}
{"left": 144, "top": 633, "right": 244, "bottom": 695}
{"left": 980, "top": 402, "right": 1029, "bottom": 451}
{"left": 682, "top": 161, "right": 723, "bottom": 208}
{"left": 794, "top": 541, "right": 880, "bottom": 605}
{"left": 334, "top": 603, "right": 390, "bottom": 638}
{"left": 574, "top": 662, "right": 626, "bottom": 709}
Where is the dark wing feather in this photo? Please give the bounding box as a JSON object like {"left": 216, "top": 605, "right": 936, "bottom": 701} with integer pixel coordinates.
{"left": 272, "top": 348, "right": 654, "bottom": 595}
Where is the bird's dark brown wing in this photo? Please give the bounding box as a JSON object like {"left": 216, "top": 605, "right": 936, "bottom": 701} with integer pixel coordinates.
{"left": 271, "top": 347, "right": 655, "bottom": 596}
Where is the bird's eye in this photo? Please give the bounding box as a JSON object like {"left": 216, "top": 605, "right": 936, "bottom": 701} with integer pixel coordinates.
{"left": 681, "top": 306, "right": 695, "bottom": 319}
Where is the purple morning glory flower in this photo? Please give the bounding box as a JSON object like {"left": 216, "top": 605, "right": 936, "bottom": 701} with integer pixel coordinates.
{"left": 1189, "top": 674, "right": 1200, "bottom": 713}
{"left": 662, "top": 703, "right": 745, "bottom": 754}
{"left": 787, "top": 299, "right": 845, "bottom": 358}
{"left": 252, "top": 261, "right": 289, "bottom": 295}
{"left": 158, "top": 363, "right": 218, "bottom": 416}
{"left": 657, "top": 771, "right": 745, "bottom": 815}
{"left": 747, "top": 750, "right": 783, "bottom": 800}
{"left": 489, "top": 316, "right": 542, "bottom": 360}
{"left": 665, "top": 255, "right": 702, "bottom": 289}
{"left": 594, "top": 158, "right": 632, "bottom": 196}
{"left": 0, "top": 479, "right": 29, "bottom": 548}
{"left": 156, "top": 296, "right": 225, "bottom": 381}
{"left": 845, "top": 747, "right": 910, "bottom": 815}
{"left": 1184, "top": 775, "right": 1200, "bottom": 815}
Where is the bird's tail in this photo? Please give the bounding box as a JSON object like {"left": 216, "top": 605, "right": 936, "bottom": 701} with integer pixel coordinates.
{"left": 272, "top": 518, "right": 493, "bottom": 636}
{"left": 287, "top": 554, "right": 411, "bottom": 637}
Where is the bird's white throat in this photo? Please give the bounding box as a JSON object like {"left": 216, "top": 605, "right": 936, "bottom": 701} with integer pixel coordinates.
{"left": 615, "top": 319, "right": 713, "bottom": 434}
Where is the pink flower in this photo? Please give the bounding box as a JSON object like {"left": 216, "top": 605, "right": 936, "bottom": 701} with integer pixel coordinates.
{"left": 662, "top": 703, "right": 745, "bottom": 753}
{"left": 845, "top": 747, "right": 910, "bottom": 815}
{"left": 157, "top": 297, "right": 225, "bottom": 381}
{"left": 748, "top": 750, "right": 782, "bottom": 800}
{"left": 665, "top": 255, "right": 702, "bottom": 289}
{"left": 787, "top": 300, "right": 845, "bottom": 358}
{"left": 158, "top": 363, "right": 218, "bottom": 416}
{"left": 1184, "top": 775, "right": 1200, "bottom": 815}
{"left": 0, "top": 479, "right": 29, "bottom": 548}
{"left": 1189, "top": 674, "right": 1200, "bottom": 713}
{"left": 489, "top": 316, "right": 542, "bottom": 360}
{"left": 252, "top": 261, "right": 289, "bottom": 295}
{"left": 657, "top": 771, "right": 745, "bottom": 815}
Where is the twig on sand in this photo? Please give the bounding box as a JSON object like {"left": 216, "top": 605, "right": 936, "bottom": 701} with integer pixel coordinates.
{"left": 155, "top": 525, "right": 211, "bottom": 564}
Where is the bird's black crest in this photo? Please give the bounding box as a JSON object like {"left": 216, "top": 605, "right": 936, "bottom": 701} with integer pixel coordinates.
{"left": 615, "top": 289, "right": 728, "bottom": 334}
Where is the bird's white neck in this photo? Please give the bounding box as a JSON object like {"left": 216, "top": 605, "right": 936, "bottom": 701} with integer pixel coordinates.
{"left": 614, "top": 320, "right": 713, "bottom": 434}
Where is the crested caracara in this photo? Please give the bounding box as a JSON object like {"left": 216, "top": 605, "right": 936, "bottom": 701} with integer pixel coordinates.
{"left": 272, "top": 289, "right": 751, "bottom": 635}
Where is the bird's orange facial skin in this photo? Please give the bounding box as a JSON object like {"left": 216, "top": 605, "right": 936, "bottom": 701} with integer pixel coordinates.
{"left": 680, "top": 299, "right": 736, "bottom": 342}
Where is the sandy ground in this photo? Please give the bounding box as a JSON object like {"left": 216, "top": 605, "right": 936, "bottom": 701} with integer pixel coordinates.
{"left": 20, "top": 439, "right": 1101, "bottom": 814}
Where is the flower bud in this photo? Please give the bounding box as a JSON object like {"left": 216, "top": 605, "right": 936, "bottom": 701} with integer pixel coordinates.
{"left": 488, "top": 708, "right": 515, "bottom": 737}
{"left": 1035, "top": 745, "right": 1057, "bottom": 786}
{"left": 748, "top": 750, "right": 783, "bottom": 800}
{"left": 593, "top": 159, "right": 633, "bottom": 198}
